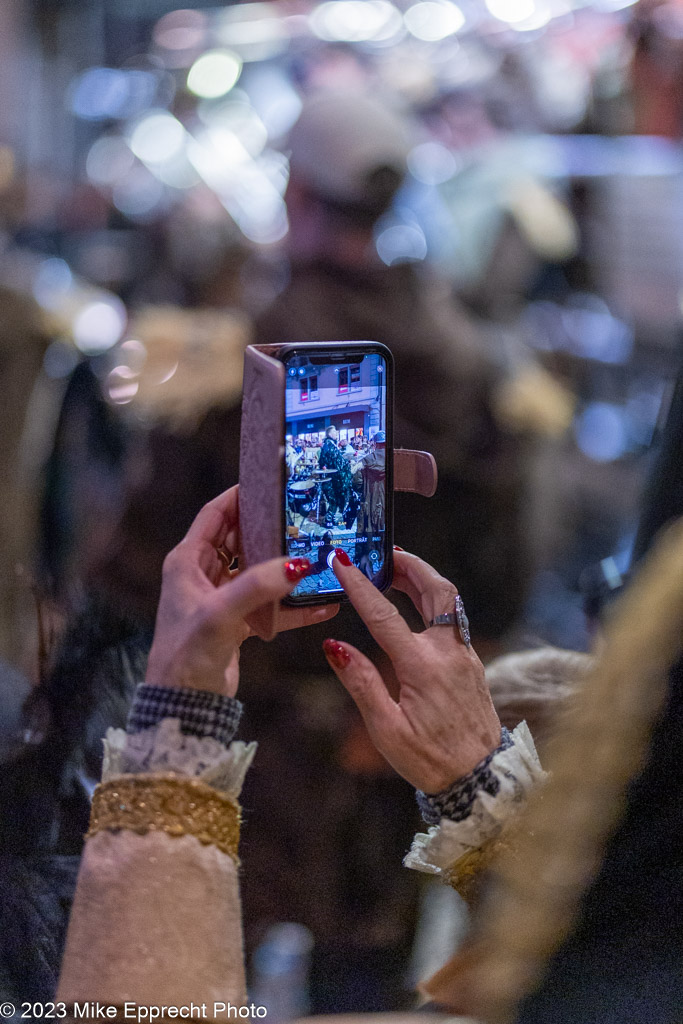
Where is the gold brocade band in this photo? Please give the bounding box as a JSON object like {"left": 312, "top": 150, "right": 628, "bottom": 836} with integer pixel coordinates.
{"left": 444, "top": 835, "right": 515, "bottom": 904}
{"left": 87, "top": 774, "right": 241, "bottom": 863}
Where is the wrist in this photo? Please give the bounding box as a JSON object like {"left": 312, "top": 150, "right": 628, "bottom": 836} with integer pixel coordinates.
{"left": 145, "top": 644, "right": 237, "bottom": 698}
{"left": 417, "top": 726, "right": 514, "bottom": 825}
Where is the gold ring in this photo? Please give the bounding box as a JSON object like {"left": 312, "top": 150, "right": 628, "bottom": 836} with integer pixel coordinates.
{"left": 217, "top": 546, "right": 235, "bottom": 569}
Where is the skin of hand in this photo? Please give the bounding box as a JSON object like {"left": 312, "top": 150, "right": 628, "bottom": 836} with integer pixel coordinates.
{"left": 322, "top": 549, "right": 501, "bottom": 793}
{"left": 145, "top": 486, "right": 339, "bottom": 696}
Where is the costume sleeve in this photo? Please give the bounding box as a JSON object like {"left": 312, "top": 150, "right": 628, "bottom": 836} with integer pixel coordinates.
{"left": 404, "top": 722, "right": 546, "bottom": 903}
{"left": 57, "top": 688, "right": 255, "bottom": 1012}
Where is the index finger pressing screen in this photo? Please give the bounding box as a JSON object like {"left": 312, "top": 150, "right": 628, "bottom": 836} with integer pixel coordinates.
{"left": 333, "top": 558, "right": 416, "bottom": 665}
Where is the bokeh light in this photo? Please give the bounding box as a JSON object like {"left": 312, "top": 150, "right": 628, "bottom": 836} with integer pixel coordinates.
{"left": 404, "top": 2, "right": 466, "bottom": 41}
{"left": 72, "top": 298, "right": 127, "bottom": 355}
{"left": 375, "top": 222, "right": 428, "bottom": 264}
{"left": 69, "top": 68, "right": 159, "bottom": 121}
{"left": 485, "top": 0, "right": 537, "bottom": 23}
{"left": 407, "top": 141, "right": 459, "bottom": 184}
{"left": 129, "top": 111, "right": 187, "bottom": 165}
{"left": 33, "top": 258, "right": 73, "bottom": 311}
{"left": 187, "top": 50, "right": 243, "bottom": 99}
{"left": 310, "top": 1, "right": 404, "bottom": 43}
{"left": 575, "top": 403, "right": 630, "bottom": 462}
{"left": 86, "top": 136, "right": 136, "bottom": 187}
{"left": 153, "top": 9, "right": 208, "bottom": 52}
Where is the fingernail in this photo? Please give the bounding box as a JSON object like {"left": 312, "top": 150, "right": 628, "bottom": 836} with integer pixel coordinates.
{"left": 323, "top": 639, "right": 351, "bottom": 669}
{"left": 285, "top": 557, "right": 312, "bottom": 582}
{"left": 334, "top": 548, "right": 352, "bottom": 567}
{"left": 393, "top": 545, "right": 404, "bottom": 551}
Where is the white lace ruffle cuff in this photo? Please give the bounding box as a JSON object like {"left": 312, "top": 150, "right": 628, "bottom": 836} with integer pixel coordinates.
{"left": 404, "top": 721, "right": 546, "bottom": 878}
{"left": 102, "top": 717, "right": 257, "bottom": 800}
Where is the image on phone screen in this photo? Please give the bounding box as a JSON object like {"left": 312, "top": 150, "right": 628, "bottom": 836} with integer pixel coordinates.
{"left": 284, "top": 350, "right": 389, "bottom": 600}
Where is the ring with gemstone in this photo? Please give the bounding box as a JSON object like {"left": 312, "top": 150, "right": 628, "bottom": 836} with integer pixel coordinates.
{"left": 428, "top": 595, "right": 471, "bottom": 647}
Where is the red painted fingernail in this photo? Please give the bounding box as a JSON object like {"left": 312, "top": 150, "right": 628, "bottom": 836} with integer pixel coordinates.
{"left": 334, "top": 547, "right": 352, "bottom": 567}
{"left": 323, "top": 639, "right": 351, "bottom": 669}
{"left": 393, "top": 545, "right": 404, "bottom": 551}
{"left": 285, "top": 557, "right": 312, "bottom": 582}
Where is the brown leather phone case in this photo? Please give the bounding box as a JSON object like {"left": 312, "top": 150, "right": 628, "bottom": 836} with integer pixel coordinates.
{"left": 239, "top": 344, "right": 437, "bottom": 640}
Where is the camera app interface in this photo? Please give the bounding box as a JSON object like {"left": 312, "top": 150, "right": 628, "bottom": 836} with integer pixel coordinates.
{"left": 284, "top": 351, "right": 388, "bottom": 598}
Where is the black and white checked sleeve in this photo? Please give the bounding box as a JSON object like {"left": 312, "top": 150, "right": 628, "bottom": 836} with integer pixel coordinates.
{"left": 127, "top": 684, "right": 243, "bottom": 747}
{"left": 416, "top": 726, "right": 514, "bottom": 825}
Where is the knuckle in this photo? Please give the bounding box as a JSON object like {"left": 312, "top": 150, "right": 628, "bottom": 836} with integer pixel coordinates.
{"left": 162, "top": 547, "right": 181, "bottom": 575}
{"left": 367, "top": 601, "right": 401, "bottom": 628}
{"left": 436, "top": 579, "right": 458, "bottom": 606}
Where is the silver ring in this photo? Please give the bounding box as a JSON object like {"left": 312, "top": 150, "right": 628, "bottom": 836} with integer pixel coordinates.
{"left": 428, "top": 595, "right": 471, "bottom": 648}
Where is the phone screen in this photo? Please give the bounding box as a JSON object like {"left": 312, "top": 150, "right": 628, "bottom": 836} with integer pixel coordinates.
{"left": 283, "top": 347, "right": 391, "bottom": 601}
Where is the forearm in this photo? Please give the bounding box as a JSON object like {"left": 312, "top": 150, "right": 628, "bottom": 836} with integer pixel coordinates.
{"left": 58, "top": 686, "right": 252, "bottom": 1009}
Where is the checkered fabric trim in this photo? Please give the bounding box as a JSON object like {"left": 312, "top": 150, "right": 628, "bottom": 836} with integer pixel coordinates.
{"left": 127, "top": 684, "right": 243, "bottom": 746}
{"left": 416, "top": 726, "right": 514, "bottom": 825}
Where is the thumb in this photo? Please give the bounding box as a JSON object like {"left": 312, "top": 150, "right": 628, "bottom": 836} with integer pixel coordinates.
{"left": 214, "top": 556, "right": 311, "bottom": 622}
{"left": 322, "top": 639, "right": 400, "bottom": 739}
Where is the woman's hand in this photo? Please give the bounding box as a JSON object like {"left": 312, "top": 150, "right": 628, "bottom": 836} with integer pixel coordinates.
{"left": 322, "top": 549, "right": 500, "bottom": 792}
{"left": 146, "top": 486, "right": 338, "bottom": 696}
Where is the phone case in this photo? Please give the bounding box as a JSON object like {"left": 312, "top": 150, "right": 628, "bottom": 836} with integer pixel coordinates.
{"left": 239, "top": 344, "right": 438, "bottom": 640}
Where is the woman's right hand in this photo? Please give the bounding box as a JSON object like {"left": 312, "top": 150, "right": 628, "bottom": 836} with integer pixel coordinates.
{"left": 322, "top": 549, "right": 501, "bottom": 793}
{"left": 146, "top": 486, "right": 338, "bottom": 698}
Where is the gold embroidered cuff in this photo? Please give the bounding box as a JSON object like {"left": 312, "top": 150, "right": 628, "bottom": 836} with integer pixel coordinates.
{"left": 444, "top": 834, "right": 515, "bottom": 903}
{"left": 87, "top": 774, "right": 241, "bottom": 863}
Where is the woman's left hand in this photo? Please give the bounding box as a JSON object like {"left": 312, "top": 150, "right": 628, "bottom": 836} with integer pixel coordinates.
{"left": 322, "top": 549, "right": 500, "bottom": 793}
{"left": 145, "top": 486, "right": 338, "bottom": 697}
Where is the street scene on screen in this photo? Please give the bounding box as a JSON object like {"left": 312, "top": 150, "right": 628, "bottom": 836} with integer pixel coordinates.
{"left": 284, "top": 354, "right": 387, "bottom": 596}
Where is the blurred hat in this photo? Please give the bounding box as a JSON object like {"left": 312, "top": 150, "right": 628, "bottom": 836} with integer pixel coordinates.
{"left": 374, "top": 430, "right": 387, "bottom": 443}
{"left": 288, "top": 91, "right": 411, "bottom": 215}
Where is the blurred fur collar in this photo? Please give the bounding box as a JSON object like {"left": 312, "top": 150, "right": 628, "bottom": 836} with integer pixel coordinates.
{"left": 105, "top": 306, "right": 251, "bottom": 433}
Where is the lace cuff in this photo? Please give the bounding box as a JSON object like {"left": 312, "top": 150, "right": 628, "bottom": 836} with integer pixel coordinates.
{"left": 416, "top": 726, "right": 514, "bottom": 825}
{"left": 404, "top": 721, "right": 545, "bottom": 880}
{"left": 127, "top": 684, "right": 243, "bottom": 746}
{"left": 103, "top": 718, "right": 257, "bottom": 800}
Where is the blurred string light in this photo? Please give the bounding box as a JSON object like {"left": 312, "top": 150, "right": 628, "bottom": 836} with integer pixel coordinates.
{"left": 186, "top": 126, "right": 288, "bottom": 243}
{"left": 198, "top": 100, "right": 268, "bottom": 157}
{"left": 126, "top": 110, "right": 200, "bottom": 191}
{"left": 187, "top": 50, "right": 242, "bottom": 98}
{"left": 485, "top": 0, "right": 536, "bottom": 23}
{"left": 407, "top": 141, "right": 459, "bottom": 184}
{"left": 86, "top": 136, "right": 136, "bottom": 187}
{"left": 593, "top": 0, "right": 637, "bottom": 10}
{"left": 113, "top": 165, "right": 168, "bottom": 219}
{"left": 310, "top": 1, "right": 403, "bottom": 42}
{"left": 128, "top": 110, "right": 187, "bottom": 164}
{"left": 152, "top": 150, "right": 201, "bottom": 189}
{"left": 153, "top": 9, "right": 208, "bottom": 52}
{"left": 216, "top": 4, "right": 289, "bottom": 61}
{"left": 574, "top": 402, "right": 630, "bottom": 462}
{"left": 32, "top": 258, "right": 73, "bottom": 311}
{"left": 106, "top": 365, "right": 140, "bottom": 405}
{"left": 375, "top": 219, "right": 428, "bottom": 264}
{"left": 120, "top": 338, "right": 148, "bottom": 372}
{"left": 404, "top": 2, "right": 466, "bottom": 41}
{"left": 73, "top": 296, "right": 127, "bottom": 355}
{"left": 69, "top": 68, "right": 159, "bottom": 121}
{"left": 242, "top": 66, "right": 303, "bottom": 138}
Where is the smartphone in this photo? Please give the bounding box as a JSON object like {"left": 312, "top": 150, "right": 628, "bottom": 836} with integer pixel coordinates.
{"left": 280, "top": 342, "right": 394, "bottom": 604}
